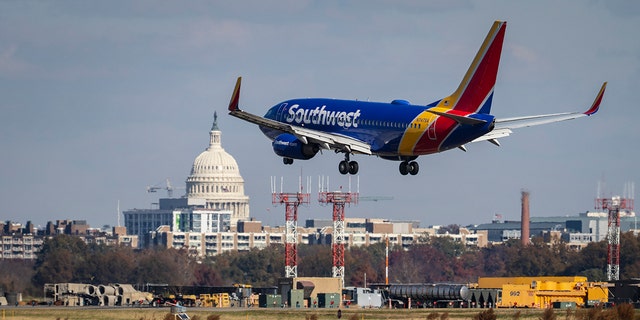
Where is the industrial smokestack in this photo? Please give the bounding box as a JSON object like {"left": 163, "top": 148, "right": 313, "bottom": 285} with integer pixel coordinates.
{"left": 521, "top": 190, "right": 530, "bottom": 245}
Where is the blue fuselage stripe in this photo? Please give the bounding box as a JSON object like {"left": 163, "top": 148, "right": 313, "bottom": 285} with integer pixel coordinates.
{"left": 261, "top": 98, "right": 492, "bottom": 156}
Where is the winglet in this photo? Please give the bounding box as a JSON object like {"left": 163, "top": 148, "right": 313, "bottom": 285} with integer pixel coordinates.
{"left": 228, "top": 77, "right": 242, "bottom": 112}
{"left": 584, "top": 82, "right": 607, "bottom": 116}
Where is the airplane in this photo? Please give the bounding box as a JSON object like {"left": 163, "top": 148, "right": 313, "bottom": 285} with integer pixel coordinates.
{"left": 228, "top": 20, "right": 607, "bottom": 176}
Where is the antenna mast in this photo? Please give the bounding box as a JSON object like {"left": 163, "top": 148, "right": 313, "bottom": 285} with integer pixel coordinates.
{"left": 271, "top": 176, "right": 310, "bottom": 278}
{"left": 318, "top": 176, "right": 359, "bottom": 286}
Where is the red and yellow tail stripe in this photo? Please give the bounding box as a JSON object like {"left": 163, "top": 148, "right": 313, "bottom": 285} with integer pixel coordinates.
{"left": 398, "top": 21, "right": 506, "bottom": 155}
{"left": 438, "top": 20, "right": 506, "bottom": 114}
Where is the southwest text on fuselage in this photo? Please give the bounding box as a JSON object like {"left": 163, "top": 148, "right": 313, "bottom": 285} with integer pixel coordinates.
{"left": 285, "top": 104, "right": 362, "bottom": 129}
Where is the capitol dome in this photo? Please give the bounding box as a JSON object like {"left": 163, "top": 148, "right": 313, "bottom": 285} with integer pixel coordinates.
{"left": 186, "top": 112, "right": 250, "bottom": 225}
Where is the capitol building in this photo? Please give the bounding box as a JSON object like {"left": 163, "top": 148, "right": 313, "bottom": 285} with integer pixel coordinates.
{"left": 123, "top": 112, "right": 250, "bottom": 247}
{"left": 186, "top": 112, "right": 249, "bottom": 222}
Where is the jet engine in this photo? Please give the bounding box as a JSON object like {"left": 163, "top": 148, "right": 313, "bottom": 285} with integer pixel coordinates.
{"left": 272, "top": 133, "right": 319, "bottom": 160}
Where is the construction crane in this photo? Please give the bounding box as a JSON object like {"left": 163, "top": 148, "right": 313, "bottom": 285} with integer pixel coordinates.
{"left": 146, "top": 178, "right": 183, "bottom": 198}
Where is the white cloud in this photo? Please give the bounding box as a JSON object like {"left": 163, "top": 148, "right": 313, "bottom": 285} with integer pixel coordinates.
{"left": 508, "top": 44, "right": 539, "bottom": 65}
{"left": 0, "top": 45, "right": 35, "bottom": 76}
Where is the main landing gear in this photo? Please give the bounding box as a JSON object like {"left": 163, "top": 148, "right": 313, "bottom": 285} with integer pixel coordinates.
{"left": 399, "top": 160, "right": 419, "bottom": 176}
{"left": 283, "top": 157, "right": 294, "bottom": 165}
{"left": 338, "top": 154, "right": 359, "bottom": 175}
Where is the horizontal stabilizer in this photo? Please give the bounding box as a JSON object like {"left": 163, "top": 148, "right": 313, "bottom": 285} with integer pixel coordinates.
{"left": 472, "top": 128, "right": 512, "bottom": 143}
{"left": 425, "top": 109, "right": 487, "bottom": 125}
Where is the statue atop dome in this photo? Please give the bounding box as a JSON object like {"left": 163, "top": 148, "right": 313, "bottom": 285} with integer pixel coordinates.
{"left": 207, "top": 111, "right": 222, "bottom": 150}
{"left": 211, "top": 111, "right": 219, "bottom": 131}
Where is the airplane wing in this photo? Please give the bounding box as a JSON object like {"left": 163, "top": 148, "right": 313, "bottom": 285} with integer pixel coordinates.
{"left": 472, "top": 82, "right": 607, "bottom": 144}
{"left": 227, "top": 77, "right": 372, "bottom": 155}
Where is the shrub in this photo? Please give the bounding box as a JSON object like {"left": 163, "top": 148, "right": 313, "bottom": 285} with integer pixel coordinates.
{"left": 162, "top": 313, "right": 174, "bottom": 320}
{"left": 513, "top": 310, "right": 521, "bottom": 320}
{"left": 563, "top": 308, "right": 573, "bottom": 320}
{"left": 539, "top": 308, "right": 556, "bottom": 320}
{"left": 583, "top": 306, "right": 602, "bottom": 320}
{"left": 615, "top": 303, "right": 635, "bottom": 320}
{"left": 474, "top": 308, "right": 496, "bottom": 320}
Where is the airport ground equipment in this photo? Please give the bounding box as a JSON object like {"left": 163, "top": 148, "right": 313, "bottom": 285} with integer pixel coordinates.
{"left": 289, "top": 289, "right": 305, "bottom": 308}
{"left": 467, "top": 288, "right": 501, "bottom": 308}
{"left": 144, "top": 284, "right": 259, "bottom": 307}
{"left": 476, "top": 276, "right": 608, "bottom": 308}
{"left": 44, "top": 283, "right": 152, "bottom": 306}
{"left": 343, "top": 287, "right": 383, "bottom": 308}
{"left": 317, "top": 292, "right": 341, "bottom": 308}
{"left": 608, "top": 279, "right": 640, "bottom": 305}
{"left": 233, "top": 283, "right": 253, "bottom": 307}
{"left": 198, "top": 294, "right": 213, "bottom": 307}
{"left": 209, "top": 293, "right": 230, "bottom": 307}
{"left": 259, "top": 294, "right": 282, "bottom": 308}
{"left": 170, "top": 304, "right": 190, "bottom": 320}
{"left": 277, "top": 276, "right": 342, "bottom": 309}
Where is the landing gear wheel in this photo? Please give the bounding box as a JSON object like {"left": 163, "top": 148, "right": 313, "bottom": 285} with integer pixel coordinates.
{"left": 399, "top": 162, "right": 409, "bottom": 175}
{"left": 338, "top": 160, "right": 349, "bottom": 175}
{"left": 283, "top": 158, "right": 294, "bottom": 165}
{"left": 348, "top": 161, "right": 359, "bottom": 175}
{"left": 408, "top": 161, "right": 419, "bottom": 175}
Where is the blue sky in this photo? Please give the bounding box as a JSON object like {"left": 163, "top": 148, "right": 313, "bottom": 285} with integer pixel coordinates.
{"left": 1, "top": 1, "right": 638, "bottom": 229}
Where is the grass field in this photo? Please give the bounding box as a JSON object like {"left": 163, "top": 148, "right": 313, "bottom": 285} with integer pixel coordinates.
{"left": 0, "top": 306, "right": 611, "bottom": 320}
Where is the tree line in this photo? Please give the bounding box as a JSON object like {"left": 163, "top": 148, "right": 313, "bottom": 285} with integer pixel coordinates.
{"left": 3, "top": 230, "right": 640, "bottom": 297}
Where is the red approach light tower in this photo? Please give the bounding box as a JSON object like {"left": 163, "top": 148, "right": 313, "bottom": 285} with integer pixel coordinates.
{"left": 595, "top": 193, "right": 634, "bottom": 281}
{"left": 272, "top": 177, "right": 310, "bottom": 278}
{"left": 318, "top": 178, "right": 358, "bottom": 286}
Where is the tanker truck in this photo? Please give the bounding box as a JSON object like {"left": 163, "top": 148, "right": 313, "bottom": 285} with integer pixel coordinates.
{"left": 387, "top": 284, "right": 470, "bottom": 308}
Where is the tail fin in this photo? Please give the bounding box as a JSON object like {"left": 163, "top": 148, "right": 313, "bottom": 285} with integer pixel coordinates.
{"left": 438, "top": 20, "right": 506, "bottom": 114}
